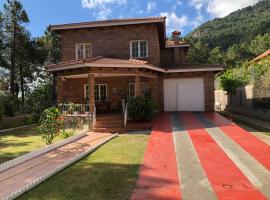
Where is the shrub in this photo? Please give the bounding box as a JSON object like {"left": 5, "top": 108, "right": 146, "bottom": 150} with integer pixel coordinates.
{"left": 39, "top": 107, "right": 62, "bottom": 145}
{"left": 0, "top": 92, "right": 18, "bottom": 117}
{"left": 61, "top": 130, "right": 75, "bottom": 139}
{"left": 0, "top": 99, "right": 3, "bottom": 121}
{"left": 128, "top": 96, "right": 157, "bottom": 122}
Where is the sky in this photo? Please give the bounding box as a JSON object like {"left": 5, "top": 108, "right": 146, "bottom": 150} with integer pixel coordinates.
{"left": 0, "top": 0, "right": 260, "bottom": 37}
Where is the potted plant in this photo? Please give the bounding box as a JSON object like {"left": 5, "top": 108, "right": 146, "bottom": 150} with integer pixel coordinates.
{"left": 73, "top": 104, "right": 80, "bottom": 115}
{"left": 68, "top": 102, "right": 74, "bottom": 115}
{"left": 61, "top": 103, "right": 68, "bottom": 116}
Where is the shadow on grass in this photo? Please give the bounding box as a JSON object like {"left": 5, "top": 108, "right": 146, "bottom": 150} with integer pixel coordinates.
{"left": 0, "top": 126, "right": 40, "bottom": 138}
{"left": 17, "top": 162, "right": 173, "bottom": 200}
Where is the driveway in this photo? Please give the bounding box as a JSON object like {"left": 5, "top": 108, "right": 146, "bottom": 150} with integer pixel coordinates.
{"left": 131, "top": 112, "right": 270, "bottom": 200}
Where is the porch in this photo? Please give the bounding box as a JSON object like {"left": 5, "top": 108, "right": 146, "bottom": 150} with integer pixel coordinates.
{"left": 56, "top": 67, "right": 159, "bottom": 132}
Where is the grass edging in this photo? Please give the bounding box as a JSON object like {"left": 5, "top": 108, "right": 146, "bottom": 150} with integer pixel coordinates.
{"left": 5, "top": 133, "right": 118, "bottom": 200}
{"left": 0, "top": 130, "right": 87, "bottom": 173}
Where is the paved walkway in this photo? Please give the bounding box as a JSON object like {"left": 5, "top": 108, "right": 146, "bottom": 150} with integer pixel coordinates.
{"left": 0, "top": 132, "right": 114, "bottom": 200}
{"left": 131, "top": 112, "right": 270, "bottom": 200}
{"left": 223, "top": 112, "right": 270, "bottom": 130}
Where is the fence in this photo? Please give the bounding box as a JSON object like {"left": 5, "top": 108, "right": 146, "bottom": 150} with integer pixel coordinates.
{"left": 215, "top": 85, "right": 270, "bottom": 121}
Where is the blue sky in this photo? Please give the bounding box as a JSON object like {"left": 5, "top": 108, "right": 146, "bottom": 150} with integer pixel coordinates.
{"left": 0, "top": 0, "right": 259, "bottom": 37}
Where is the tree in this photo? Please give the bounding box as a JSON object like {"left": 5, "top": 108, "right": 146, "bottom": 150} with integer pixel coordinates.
{"left": 2, "top": 0, "right": 29, "bottom": 95}
{"left": 187, "top": 40, "right": 210, "bottom": 64}
{"left": 249, "top": 33, "right": 270, "bottom": 56}
{"left": 209, "top": 47, "right": 225, "bottom": 64}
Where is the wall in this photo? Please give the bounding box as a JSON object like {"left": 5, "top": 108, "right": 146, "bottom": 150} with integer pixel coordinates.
{"left": 215, "top": 85, "right": 270, "bottom": 120}
{"left": 60, "top": 24, "right": 161, "bottom": 65}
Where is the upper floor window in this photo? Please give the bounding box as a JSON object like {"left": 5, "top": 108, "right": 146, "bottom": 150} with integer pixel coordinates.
{"left": 130, "top": 40, "right": 148, "bottom": 58}
{"left": 75, "top": 43, "right": 92, "bottom": 60}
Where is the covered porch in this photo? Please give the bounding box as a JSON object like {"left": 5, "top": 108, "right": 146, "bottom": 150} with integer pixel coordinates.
{"left": 56, "top": 67, "right": 159, "bottom": 114}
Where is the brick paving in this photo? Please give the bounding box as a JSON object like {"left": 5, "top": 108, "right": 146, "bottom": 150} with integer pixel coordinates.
{"left": 0, "top": 132, "right": 114, "bottom": 200}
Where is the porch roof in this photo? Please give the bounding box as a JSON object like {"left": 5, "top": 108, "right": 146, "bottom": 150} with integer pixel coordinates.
{"left": 45, "top": 56, "right": 224, "bottom": 73}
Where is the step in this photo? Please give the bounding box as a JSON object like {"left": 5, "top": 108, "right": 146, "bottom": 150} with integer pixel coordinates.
{"left": 95, "top": 119, "right": 123, "bottom": 124}
{"left": 94, "top": 123, "right": 124, "bottom": 128}
{"left": 92, "top": 127, "right": 125, "bottom": 133}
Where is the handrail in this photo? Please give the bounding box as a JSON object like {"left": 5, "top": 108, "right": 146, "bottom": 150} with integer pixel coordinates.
{"left": 124, "top": 103, "right": 128, "bottom": 127}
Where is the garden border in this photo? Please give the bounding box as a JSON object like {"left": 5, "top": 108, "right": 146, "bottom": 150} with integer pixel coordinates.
{"left": 3, "top": 133, "right": 118, "bottom": 200}
{"left": 0, "top": 123, "right": 38, "bottom": 133}
{"left": 0, "top": 130, "right": 87, "bottom": 173}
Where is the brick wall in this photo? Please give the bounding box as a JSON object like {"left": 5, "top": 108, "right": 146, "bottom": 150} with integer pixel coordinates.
{"left": 60, "top": 24, "right": 161, "bottom": 65}
{"left": 160, "top": 47, "right": 187, "bottom": 64}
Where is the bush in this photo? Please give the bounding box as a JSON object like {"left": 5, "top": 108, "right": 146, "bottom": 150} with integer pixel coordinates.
{"left": 39, "top": 107, "right": 62, "bottom": 145}
{"left": 0, "top": 92, "right": 18, "bottom": 117}
{"left": 128, "top": 96, "right": 157, "bottom": 122}
{"left": 0, "top": 99, "right": 3, "bottom": 121}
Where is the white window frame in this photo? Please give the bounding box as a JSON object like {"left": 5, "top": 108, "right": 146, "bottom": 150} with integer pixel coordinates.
{"left": 75, "top": 43, "right": 92, "bottom": 60}
{"left": 129, "top": 83, "right": 136, "bottom": 101}
{"left": 130, "top": 40, "right": 148, "bottom": 58}
{"left": 84, "top": 84, "right": 107, "bottom": 101}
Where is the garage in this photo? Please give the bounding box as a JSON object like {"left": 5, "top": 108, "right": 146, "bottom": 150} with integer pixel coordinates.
{"left": 163, "top": 78, "right": 205, "bottom": 111}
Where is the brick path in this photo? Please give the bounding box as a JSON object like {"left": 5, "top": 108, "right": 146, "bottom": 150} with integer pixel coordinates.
{"left": 0, "top": 132, "right": 115, "bottom": 200}
{"left": 131, "top": 112, "right": 270, "bottom": 200}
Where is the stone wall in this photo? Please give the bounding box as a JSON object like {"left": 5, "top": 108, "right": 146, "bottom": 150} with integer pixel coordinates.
{"left": 215, "top": 85, "right": 270, "bottom": 121}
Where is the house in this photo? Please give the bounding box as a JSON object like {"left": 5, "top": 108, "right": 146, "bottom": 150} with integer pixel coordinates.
{"left": 46, "top": 17, "right": 223, "bottom": 119}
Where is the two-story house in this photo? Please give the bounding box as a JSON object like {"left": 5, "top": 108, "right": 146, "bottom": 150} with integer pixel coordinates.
{"left": 46, "top": 17, "right": 223, "bottom": 117}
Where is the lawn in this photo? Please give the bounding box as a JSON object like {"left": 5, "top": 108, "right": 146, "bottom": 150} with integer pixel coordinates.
{"left": 0, "top": 125, "right": 62, "bottom": 164}
{"left": 17, "top": 133, "right": 149, "bottom": 200}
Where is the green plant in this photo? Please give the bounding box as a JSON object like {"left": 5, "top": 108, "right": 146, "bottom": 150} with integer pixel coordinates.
{"left": 219, "top": 70, "right": 247, "bottom": 94}
{"left": 39, "top": 107, "right": 62, "bottom": 145}
{"left": 128, "top": 96, "right": 157, "bottom": 122}
{"left": 61, "top": 130, "right": 75, "bottom": 139}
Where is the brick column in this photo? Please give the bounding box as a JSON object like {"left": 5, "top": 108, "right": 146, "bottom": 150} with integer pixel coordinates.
{"left": 88, "top": 73, "right": 95, "bottom": 113}
{"left": 135, "top": 75, "right": 141, "bottom": 96}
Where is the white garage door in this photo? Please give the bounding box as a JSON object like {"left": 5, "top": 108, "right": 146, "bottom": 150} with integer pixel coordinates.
{"left": 164, "top": 78, "right": 205, "bottom": 111}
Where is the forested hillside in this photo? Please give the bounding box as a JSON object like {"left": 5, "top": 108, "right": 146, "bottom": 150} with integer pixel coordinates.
{"left": 188, "top": 0, "right": 270, "bottom": 50}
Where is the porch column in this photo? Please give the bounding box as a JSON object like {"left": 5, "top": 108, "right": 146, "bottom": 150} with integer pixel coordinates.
{"left": 135, "top": 75, "right": 141, "bottom": 96}
{"left": 88, "top": 73, "right": 95, "bottom": 113}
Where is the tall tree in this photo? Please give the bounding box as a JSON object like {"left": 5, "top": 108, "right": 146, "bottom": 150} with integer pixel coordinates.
{"left": 2, "top": 0, "right": 29, "bottom": 95}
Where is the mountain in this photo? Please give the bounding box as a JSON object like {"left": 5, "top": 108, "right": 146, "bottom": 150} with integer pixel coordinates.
{"left": 188, "top": 0, "right": 270, "bottom": 50}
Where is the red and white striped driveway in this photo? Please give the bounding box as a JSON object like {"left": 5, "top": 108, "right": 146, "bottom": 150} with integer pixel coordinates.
{"left": 131, "top": 112, "right": 270, "bottom": 200}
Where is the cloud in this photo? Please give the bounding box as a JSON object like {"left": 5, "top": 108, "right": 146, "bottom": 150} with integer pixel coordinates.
{"left": 207, "top": 0, "right": 259, "bottom": 18}
{"left": 82, "top": 0, "right": 127, "bottom": 19}
{"left": 189, "top": 0, "right": 204, "bottom": 11}
{"left": 82, "top": 0, "right": 126, "bottom": 9}
{"left": 160, "top": 12, "right": 189, "bottom": 34}
{"left": 147, "top": 1, "right": 157, "bottom": 12}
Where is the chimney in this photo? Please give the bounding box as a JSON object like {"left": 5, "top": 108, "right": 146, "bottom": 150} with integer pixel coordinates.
{"left": 172, "top": 31, "right": 181, "bottom": 44}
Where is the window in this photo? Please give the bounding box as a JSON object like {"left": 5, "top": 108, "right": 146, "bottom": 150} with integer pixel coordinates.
{"left": 84, "top": 84, "right": 107, "bottom": 101}
{"left": 130, "top": 40, "right": 148, "bottom": 58}
{"left": 129, "top": 83, "right": 136, "bottom": 100}
{"left": 75, "top": 43, "right": 92, "bottom": 60}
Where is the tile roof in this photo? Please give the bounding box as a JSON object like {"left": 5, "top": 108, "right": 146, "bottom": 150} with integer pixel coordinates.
{"left": 161, "top": 63, "right": 224, "bottom": 70}
{"left": 46, "top": 56, "right": 148, "bottom": 69}
{"left": 50, "top": 16, "right": 166, "bottom": 31}
{"left": 250, "top": 49, "right": 270, "bottom": 63}
{"left": 165, "top": 40, "right": 190, "bottom": 48}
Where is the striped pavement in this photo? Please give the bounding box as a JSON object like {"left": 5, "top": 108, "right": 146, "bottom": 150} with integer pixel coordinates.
{"left": 131, "top": 112, "right": 270, "bottom": 200}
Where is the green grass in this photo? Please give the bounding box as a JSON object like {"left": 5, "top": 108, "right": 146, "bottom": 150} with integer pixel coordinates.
{"left": 17, "top": 133, "right": 149, "bottom": 200}
{"left": 0, "top": 125, "right": 62, "bottom": 164}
